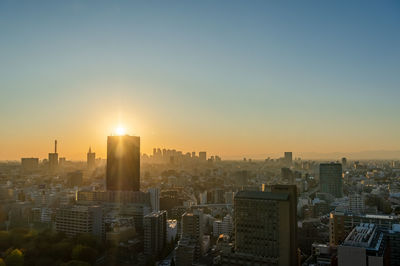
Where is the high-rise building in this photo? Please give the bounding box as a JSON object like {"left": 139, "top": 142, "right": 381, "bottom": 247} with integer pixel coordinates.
{"left": 284, "top": 152, "right": 293, "bottom": 165}
{"left": 106, "top": 135, "right": 140, "bottom": 191}
{"left": 55, "top": 205, "right": 104, "bottom": 240}
{"left": 48, "top": 140, "right": 58, "bottom": 171}
{"left": 270, "top": 184, "right": 298, "bottom": 259}
{"left": 224, "top": 186, "right": 298, "bottom": 266}
{"left": 144, "top": 211, "right": 167, "bottom": 256}
{"left": 174, "top": 237, "right": 197, "bottom": 266}
{"left": 177, "top": 210, "right": 204, "bottom": 263}
{"left": 341, "top": 157, "right": 348, "bottom": 169}
{"left": 222, "top": 214, "right": 233, "bottom": 236}
{"left": 320, "top": 163, "right": 343, "bottom": 198}
{"left": 87, "top": 147, "right": 96, "bottom": 170}
{"left": 148, "top": 187, "right": 160, "bottom": 212}
{"left": 349, "top": 193, "right": 365, "bottom": 214}
{"left": 199, "top": 151, "right": 207, "bottom": 161}
{"left": 21, "top": 158, "right": 39, "bottom": 172}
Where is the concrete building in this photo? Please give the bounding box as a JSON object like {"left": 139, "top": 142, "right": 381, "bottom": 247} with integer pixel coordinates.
{"left": 148, "top": 187, "right": 160, "bottom": 212}
{"left": 222, "top": 214, "right": 233, "bottom": 236}
{"left": 55, "top": 205, "right": 104, "bottom": 240}
{"left": 175, "top": 210, "right": 204, "bottom": 264}
{"left": 199, "top": 151, "right": 207, "bottom": 161}
{"left": 349, "top": 193, "right": 365, "bottom": 214}
{"left": 223, "top": 186, "right": 297, "bottom": 266}
{"left": 87, "top": 147, "right": 96, "bottom": 170}
{"left": 284, "top": 152, "right": 293, "bottom": 165}
{"left": 21, "top": 158, "right": 39, "bottom": 172}
{"left": 174, "top": 237, "right": 197, "bottom": 266}
{"left": 106, "top": 135, "right": 140, "bottom": 191}
{"left": 144, "top": 211, "right": 167, "bottom": 256}
{"left": 329, "top": 210, "right": 399, "bottom": 246}
{"left": 320, "top": 163, "right": 343, "bottom": 198}
{"left": 385, "top": 224, "right": 400, "bottom": 265}
{"left": 48, "top": 140, "right": 58, "bottom": 172}
{"left": 338, "top": 223, "right": 387, "bottom": 266}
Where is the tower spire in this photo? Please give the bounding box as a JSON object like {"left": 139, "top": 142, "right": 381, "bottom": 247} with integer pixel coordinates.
{"left": 55, "top": 140, "right": 57, "bottom": 153}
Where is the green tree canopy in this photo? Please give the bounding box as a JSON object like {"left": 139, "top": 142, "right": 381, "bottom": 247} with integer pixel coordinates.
{"left": 71, "top": 245, "right": 98, "bottom": 264}
{"left": 5, "top": 249, "right": 24, "bottom": 266}
{"left": 62, "top": 260, "right": 91, "bottom": 266}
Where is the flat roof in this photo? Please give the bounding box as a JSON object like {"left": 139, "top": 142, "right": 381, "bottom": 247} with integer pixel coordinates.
{"left": 235, "top": 190, "right": 289, "bottom": 201}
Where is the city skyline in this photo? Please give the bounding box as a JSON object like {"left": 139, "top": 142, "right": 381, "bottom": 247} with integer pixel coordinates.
{"left": 1, "top": 1, "right": 400, "bottom": 160}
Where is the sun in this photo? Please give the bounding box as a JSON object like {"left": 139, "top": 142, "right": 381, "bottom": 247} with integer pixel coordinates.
{"left": 115, "top": 126, "right": 126, "bottom": 136}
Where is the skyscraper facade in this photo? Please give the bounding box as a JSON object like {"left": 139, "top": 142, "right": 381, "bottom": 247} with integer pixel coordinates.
{"left": 224, "top": 187, "right": 298, "bottom": 266}
{"left": 320, "top": 163, "right": 343, "bottom": 198}
{"left": 87, "top": 147, "right": 96, "bottom": 170}
{"left": 284, "top": 152, "right": 293, "bottom": 165}
{"left": 48, "top": 140, "right": 58, "bottom": 171}
{"left": 199, "top": 151, "right": 207, "bottom": 161}
{"left": 106, "top": 135, "right": 140, "bottom": 191}
{"left": 144, "top": 211, "right": 167, "bottom": 256}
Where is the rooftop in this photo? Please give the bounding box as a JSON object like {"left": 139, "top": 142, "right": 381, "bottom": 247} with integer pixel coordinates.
{"left": 235, "top": 190, "right": 289, "bottom": 201}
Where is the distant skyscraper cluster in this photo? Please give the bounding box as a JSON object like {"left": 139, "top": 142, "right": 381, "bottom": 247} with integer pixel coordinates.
{"left": 143, "top": 148, "right": 221, "bottom": 164}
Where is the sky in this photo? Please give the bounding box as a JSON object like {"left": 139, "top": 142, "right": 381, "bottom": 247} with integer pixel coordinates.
{"left": 0, "top": 1, "right": 399, "bottom": 160}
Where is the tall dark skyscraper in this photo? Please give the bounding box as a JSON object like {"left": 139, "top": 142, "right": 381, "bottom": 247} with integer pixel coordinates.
{"left": 87, "top": 147, "right": 96, "bottom": 170}
{"left": 284, "top": 152, "right": 293, "bottom": 165}
{"left": 320, "top": 163, "right": 343, "bottom": 198}
{"left": 106, "top": 135, "right": 140, "bottom": 191}
{"left": 48, "top": 140, "right": 58, "bottom": 171}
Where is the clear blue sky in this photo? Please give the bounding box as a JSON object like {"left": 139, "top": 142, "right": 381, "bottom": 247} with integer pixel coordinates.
{"left": 0, "top": 1, "right": 399, "bottom": 160}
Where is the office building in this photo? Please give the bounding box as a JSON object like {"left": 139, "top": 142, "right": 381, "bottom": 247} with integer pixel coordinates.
{"left": 144, "top": 211, "right": 167, "bottom": 256}
{"left": 284, "top": 152, "right": 293, "bottom": 165}
{"left": 55, "top": 205, "right": 104, "bottom": 240}
{"left": 222, "top": 214, "right": 233, "bottom": 236}
{"left": 349, "top": 193, "right": 365, "bottom": 214}
{"left": 178, "top": 210, "right": 204, "bottom": 262}
{"left": 338, "top": 223, "right": 386, "bottom": 266}
{"left": 342, "top": 157, "right": 347, "bottom": 169}
{"left": 213, "top": 220, "right": 223, "bottom": 237}
{"left": 106, "top": 135, "right": 140, "bottom": 191}
{"left": 148, "top": 187, "right": 160, "bottom": 212}
{"left": 174, "top": 237, "right": 197, "bottom": 266}
{"left": 386, "top": 224, "right": 400, "bottom": 265}
{"left": 21, "top": 158, "right": 39, "bottom": 172}
{"left": 87, "top": 147, "right": 96, "bottom": 170}
{"left": 48, "top": 140, "right": 58, "bottom": 171}
{"left": 199, "top": 151, "right": 207, "bottom": 161}
{"left": 329, "top": 210, "right": 399, "bottom": 246}
{"left": 320, "top": 163, "right": 343, "bottom": 198}
{"left": 224, "top": 186, "right": 297, "bottom": 266}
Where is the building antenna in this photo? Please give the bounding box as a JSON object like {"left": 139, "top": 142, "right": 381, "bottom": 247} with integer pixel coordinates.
{"left": 55, "top": 140, "right": 57, "bottom": 153}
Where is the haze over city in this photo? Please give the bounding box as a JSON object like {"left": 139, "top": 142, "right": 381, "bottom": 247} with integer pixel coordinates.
{"left": 1, "top": 1, "right": 400, "bottom": 161}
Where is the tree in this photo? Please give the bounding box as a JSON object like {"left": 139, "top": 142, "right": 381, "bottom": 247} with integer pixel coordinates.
{"left": 5, "top": 249, "right": 24, "bottom": 266}
{"left": 0, "top": 231, "right": 10, "bottom": 250}
{"left": 71, "top": 245, "right": 98, "bottom": 264}
{"left": 62, "top": 260, "right": 91, "bottom": 266}
{"left": 0, "top": 258, "right": 5, "bottom": 266}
